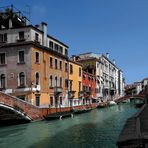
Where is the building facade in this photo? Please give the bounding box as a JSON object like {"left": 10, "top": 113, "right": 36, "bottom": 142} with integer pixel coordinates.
{"left": 76, "top": 52, "right": 124, "bottom": 100}
{"left": 0, "top": 7, "right": 69, "bottom": 108}
{"left": 68, "top": 59, "right": 82, "bottom": 106}
{"left": 82, "top": 71, "right": 96, "bottom": 104}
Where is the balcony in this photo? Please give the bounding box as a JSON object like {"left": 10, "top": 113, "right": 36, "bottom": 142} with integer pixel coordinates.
{"left": 68, "top": 90, "right": 76, "bottom": 99}
{"left": 78, "top": 91, "right": 84, "bottom": 98}
{"left": 54, "top": 87, "right": 62, "bottom": 95}
{"left": 84, "top": 90, "right": 92, "bottom": 98}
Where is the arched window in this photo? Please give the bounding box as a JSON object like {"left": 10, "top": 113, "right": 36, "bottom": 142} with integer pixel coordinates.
{"left": 19, "top": 72, "right": 25, "bottom": 86}
{"left": 35, "top": 72, "right": 39, "bottom": 85}
{"left": 50, "top": 75, "right": 53, "bottom": 87}
{"left": 0, "top": 74, "right": 5, "bottom": 89}
{"left": 55, "top": 76, "right": 57, "bottom": 87}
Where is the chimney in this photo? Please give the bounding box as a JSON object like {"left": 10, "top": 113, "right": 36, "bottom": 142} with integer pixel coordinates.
{"left": 106, "top": 52, "right": 109, "bottom": 59}
{"left": 41, "top": 22, "right": 47, "bottom": 46}
{"left": 71, "top": 55, "right": 76, "bottom": 62}
{"left": 9, "top": 19, "right": 12, "bottom": 28}
{"left": 35, "top": 24, "right": 39, "bottom": 29}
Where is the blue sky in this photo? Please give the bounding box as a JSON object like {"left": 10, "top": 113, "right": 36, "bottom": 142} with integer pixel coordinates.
{"left": 1, "top": 0, "right": 148, "bottom": 84}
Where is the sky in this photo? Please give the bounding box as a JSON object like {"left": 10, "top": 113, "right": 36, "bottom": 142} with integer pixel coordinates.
{"left": 0, "top": 0, "right": 148, "bottom": 84}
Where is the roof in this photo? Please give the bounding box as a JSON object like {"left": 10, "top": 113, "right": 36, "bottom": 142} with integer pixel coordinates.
{"left": 68, "top": 59, "right": 82, "bottom": 66}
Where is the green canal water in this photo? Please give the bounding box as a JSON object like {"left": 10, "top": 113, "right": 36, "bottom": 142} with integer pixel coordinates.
{"left": 0, "top": 103, "right": 137, "bottom": 148}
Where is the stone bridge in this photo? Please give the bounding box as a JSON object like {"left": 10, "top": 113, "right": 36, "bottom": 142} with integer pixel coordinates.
{"left": 0, "top": 91, "right": 43, "bottom": 122}
{"left": 114, "top": 94, "right": 145, "bottom": 104}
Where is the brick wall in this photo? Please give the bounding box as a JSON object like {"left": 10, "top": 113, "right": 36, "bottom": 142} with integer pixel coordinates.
{"left": 0, "top": 92, "right": 42, "bottom": 120}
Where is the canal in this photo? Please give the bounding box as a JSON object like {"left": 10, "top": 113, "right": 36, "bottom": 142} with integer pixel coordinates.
{"left": 0, "top": 103, "right": 137, "bottom": 148}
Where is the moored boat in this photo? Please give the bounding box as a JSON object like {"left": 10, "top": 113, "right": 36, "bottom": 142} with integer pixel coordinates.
{"left": 97, "top": 102, "right": 108, "bottom": 108}
{"left": 73, "top": 108, "right": 92, "bottom": 114}
{"left": 44, "top": 111, "right": 73, "bottom": 120}
{"left": 108, "top": 101, "right": 117, "bottom": 106}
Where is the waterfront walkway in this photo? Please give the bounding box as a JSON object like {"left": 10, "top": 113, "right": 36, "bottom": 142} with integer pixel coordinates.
{"left": 117, "top": 103, "right": 148, "bottom": 147}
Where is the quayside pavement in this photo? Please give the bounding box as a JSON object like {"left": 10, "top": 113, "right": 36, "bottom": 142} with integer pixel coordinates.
{"left": 117, "top": 102, "right": 148, "bottom": 147}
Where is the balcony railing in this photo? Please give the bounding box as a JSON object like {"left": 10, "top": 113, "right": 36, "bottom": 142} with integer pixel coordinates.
{"left": 68, "top": 90, "right": 76, "bottom": 99}
{"left": 54, "top": 87, "right": 62, "bottom": 95}
{"left": 78, "top": 91, "right": 84, "bottom": 98}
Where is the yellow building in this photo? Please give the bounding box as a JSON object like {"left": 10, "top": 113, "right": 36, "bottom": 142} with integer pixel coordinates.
{"left": 68, "top": 59, "right": 82, "bottom": 106}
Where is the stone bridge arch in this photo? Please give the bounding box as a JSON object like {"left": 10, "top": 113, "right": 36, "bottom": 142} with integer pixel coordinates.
{"left": 114, "top": 95, "right": 145, "bottom": 104}
{"left": 0, "top": 91, "right": 43, "bottom": 122}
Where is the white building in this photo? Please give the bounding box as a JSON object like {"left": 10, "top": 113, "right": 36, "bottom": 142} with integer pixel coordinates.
{"left": 77, "top": 52, "right": 124, "bottom": 100}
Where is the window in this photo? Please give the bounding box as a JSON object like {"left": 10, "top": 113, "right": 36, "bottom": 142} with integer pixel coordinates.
{"left": 18, "top": 51, "right": 24, "bottom": 63}
{"left": 70, "top": 64, "right": 73, "bottom": 74}
{"left": 65, "top": 79, "right": 68, "bottom": 88}
{"left": 55, "top": 76, "right": 57, "bottom": 87}
{"left": 0, "top": 74, "right": 6, "bottom": 89}
{"left": 55, "top": 44, "right": 58, "bottom": 52}
{"left": 49, "top": 75, "right": 53, "bottom": 87}
{"left": 83, "top": 86, "right": 85, "bottom": 91}
{"left": 83, "top": 74, "right": 85, "bottom": 80}
{"left": 88, "top": 76, "right": 91, "bottom": 81}
{"left": 59, "top": 46, "right": 63, "bottom": 54}
{"left": 50, "top": 97, "right": 53, "bottom": 106}
{"left": 55, "top": 59, "right": 58, "bottom": 69}
{"left": 0, "top": 53, "right": 6, "bottom": 65}
{"left": 4, "top": 33, "right": 7, "bottom": 42}
{"left": 65, "top": 48, "right": 68, "bottom": 56}
{"left": 35, "top": 52, "right": 39, "bottom": 63}
{"left": 19, "top": 31, "right": 24, "bottom": 40}
{"left": 59, "top": 61, "right": 62, "bottom": 70}
{"left": 79, "top": 67, "right": 81, "bottom": 77}
{"left": 0, "top": 34, "right": 3, "bottom": 42}
{"left": 49, "top": 41, "right": 53, "bottom": 49}
{"left": 79, "top": 81, "right": 81, "bottom": 92}
{"left": 65, "top": 63, "right": 68, "bottom": 72}
{"left": 60, "top": 77, "right": 62, "bottom": 87}
{"left": 50, "top": 57, "right": 53, "bottom": 67}
{"left": 35, "top": 33, "right": 39, "bottom": 42}
{"left": 69, "top": 80, "right": 73, "bottom": 91}
{"left": 36, "top": 95, "right": 40, "bottom": 106}
{"left": 0, "top": 33, "right": 7, "bottom": 43}
{"left": 19, "top": 72, "right": 25, "bottom": 87}
{"left": 35, "top": 72, "right": 40, "bottom": 85}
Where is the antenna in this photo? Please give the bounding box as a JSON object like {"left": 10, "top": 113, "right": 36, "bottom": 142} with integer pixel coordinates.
{"left": 23, "top": 5, "right": 31, "bottom": 23}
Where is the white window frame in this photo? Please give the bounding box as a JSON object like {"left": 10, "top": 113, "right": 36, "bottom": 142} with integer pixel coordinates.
{"left": 18, "top": 72, "right": 26, "bottom": 87}
{"left": 18, "top": 50, "right": 25, "bottom": 63}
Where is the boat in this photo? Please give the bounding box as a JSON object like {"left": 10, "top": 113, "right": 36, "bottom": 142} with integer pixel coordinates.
{"left": 97, "top": 102, "right": 108, "bottom": 108}
{"left": 73, "top": 108, "right": 92, "bottom": 114}
{"left": 108, "top": 101, "right": 117, "bottom": 106}
{"left": 44, "top": 111, "right": 73, "bottom": 120}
